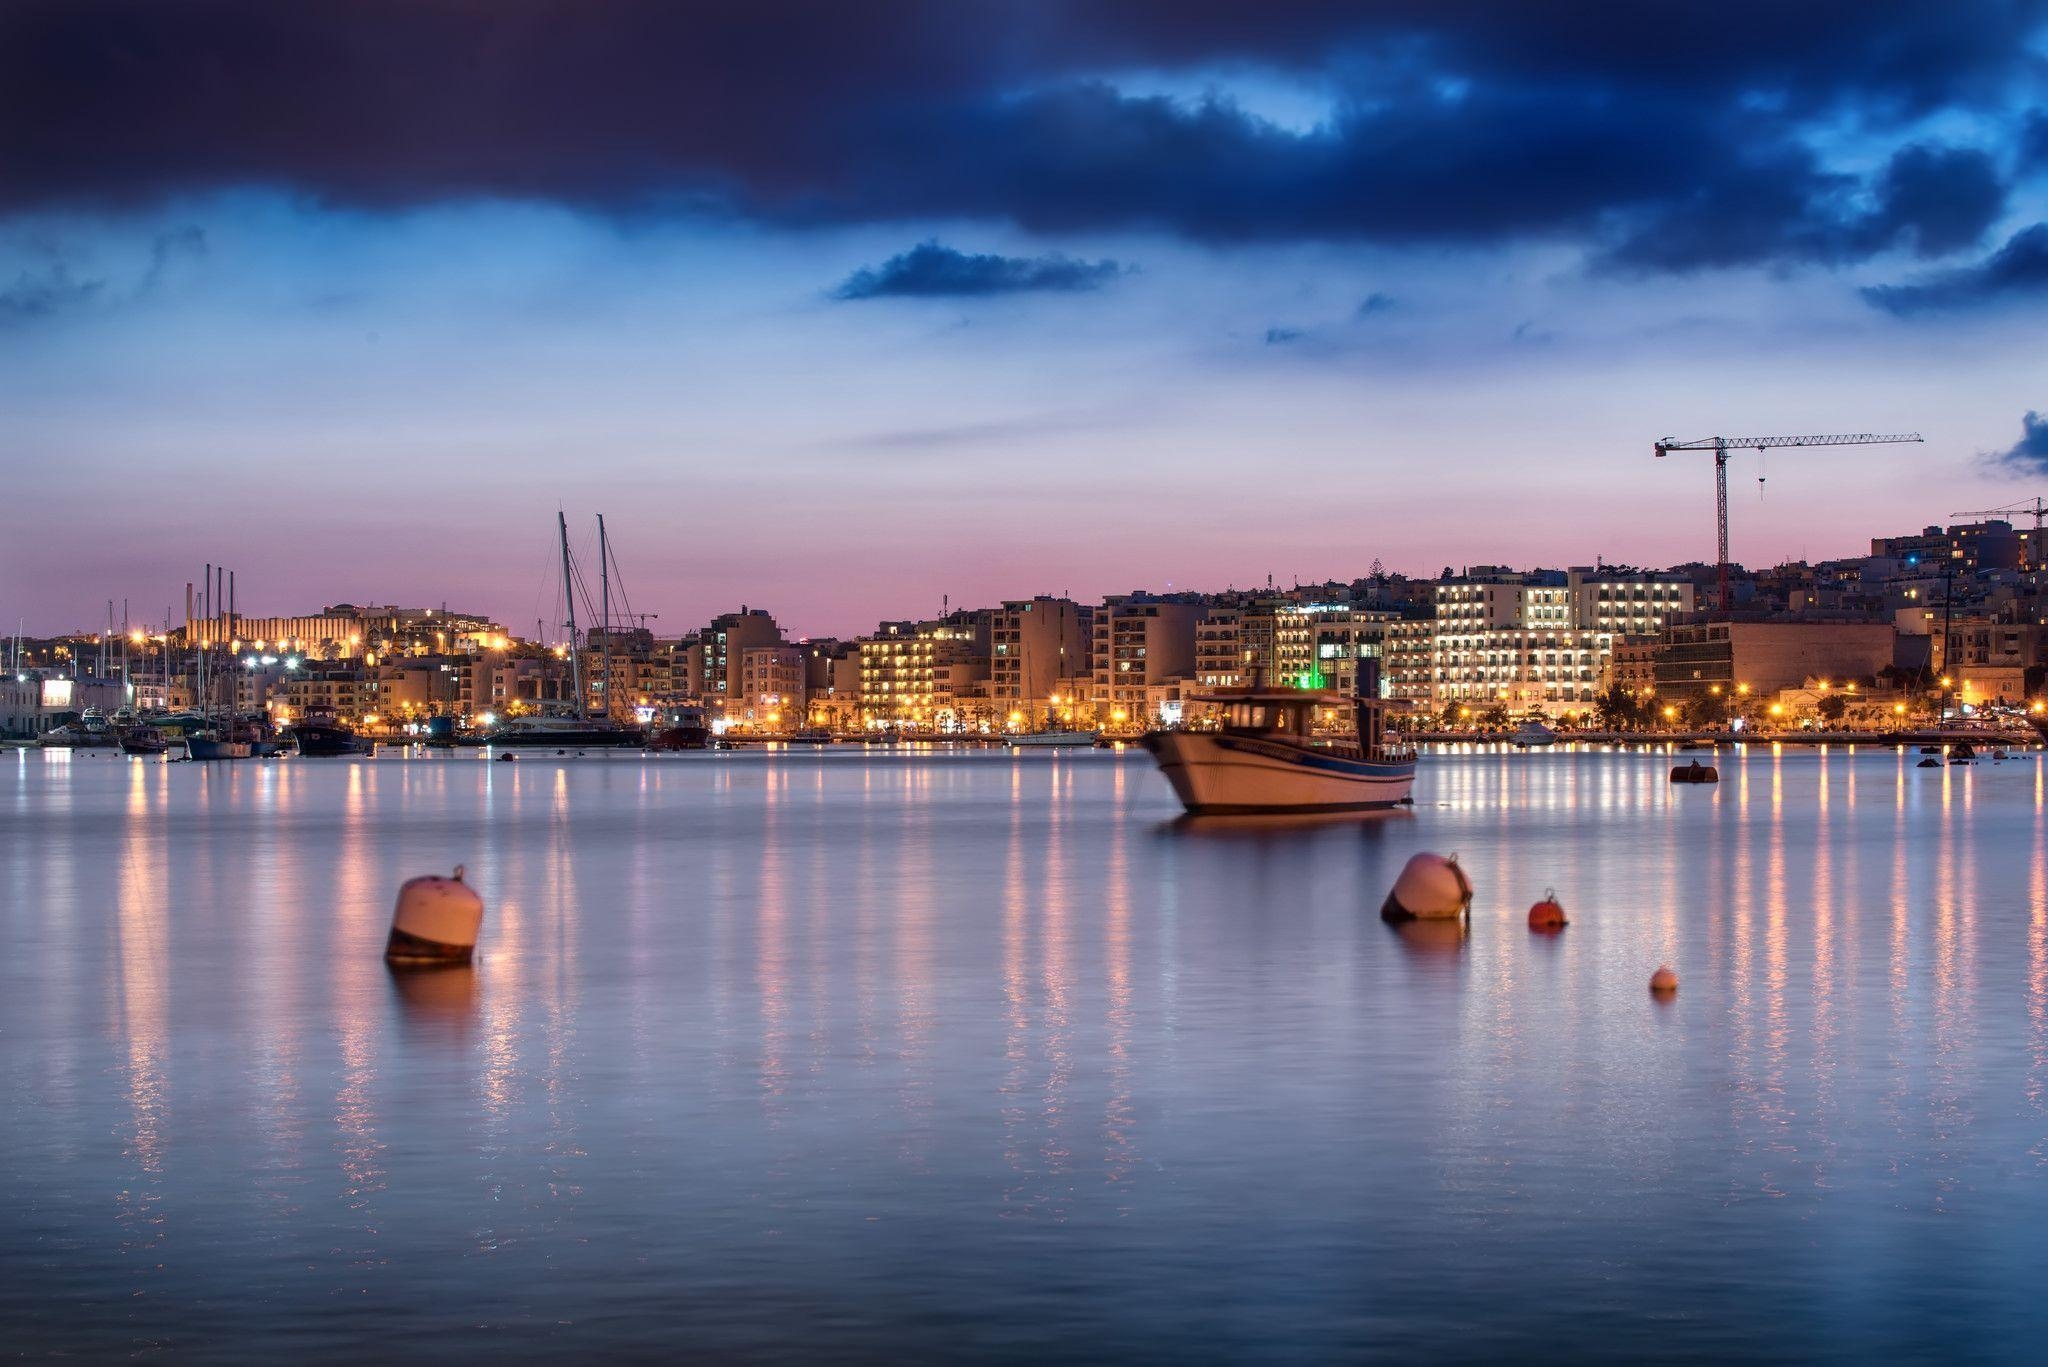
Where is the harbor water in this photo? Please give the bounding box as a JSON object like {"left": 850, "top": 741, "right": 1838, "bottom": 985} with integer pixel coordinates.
{"left": 5, "top": 745, "right": 2048, "bottom": 1361}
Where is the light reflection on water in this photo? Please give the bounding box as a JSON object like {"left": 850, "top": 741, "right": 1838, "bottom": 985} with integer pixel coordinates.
{"left": 4, "top": 744, "right": 2048, "bottom": 1361}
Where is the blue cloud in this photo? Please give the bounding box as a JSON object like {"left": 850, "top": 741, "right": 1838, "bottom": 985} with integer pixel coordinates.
{"left": 1356, "top": 293, "right": 1395, "bottom": 318}
{"left": 1264, "top": 326, "right": 1304, "bottom": 345}
{"left": 6, "top": 2, "right": 2042, "bottom": 278}
{"left": 832, "top": 242, "right": 1123, "bottom": 299}
{"left": 1862, "top": 223, "right": 2048, "bottom": 314}
{"left": 1990, "top": 410, "right": 2048, "bottom": 473}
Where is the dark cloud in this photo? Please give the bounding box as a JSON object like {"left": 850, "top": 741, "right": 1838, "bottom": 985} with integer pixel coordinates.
{"left": 3, "top": 1, "right": 2044, "bottom": 272}
{"left": 833, "top": 242, "right": 1123, "bottom": 298}
{"left": 0, "top": 262, "right": 103, "bottom": 320}
{"left": 1356, "top": 292, "right": 1395, "bottom": 317}
{"left": 1264, "top": 326, "right": 1304, "bottom": 344}
{"left": 1602, "top": 140, "right": 2004, "bottom": 272}
{"left": 1861, "top": 222, "right": 2048, "bottom": 313}
{"left": 1989, "top": 410, "right": 2048, "bottom": 473}
{"left": 2023, "top": 112, "right": 2048, "bottom": 168}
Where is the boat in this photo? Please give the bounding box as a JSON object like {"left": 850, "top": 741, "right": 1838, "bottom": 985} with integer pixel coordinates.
{"left": 487, "top": 711, "right": 645, "bottom": 748}
{"left": 1508, "top": 720, "right": 1558, "bottom": 748}
{"left": 37, "top": 708, "right": 121, "bottom": 748}
{"left": 119, "top": 725, "right": 170, "bottom": 756}
{"left": 485, "top": 513, "right": 646, "bottom": 750}
{"left": 649, "top": 703, "right": 711, "bottom": 750}
{"left": 186, "top": 732, "right": 253, "bottom": 761}
{"left": 1140, "top": 662, "right": 1415, "bottom": 814}
{"left": 1950, "top": 740, "right": 1976, "bottom": 765}
{"left": 289, "top": 710, "right": 362, "bottom": 756}
{"left": 1005, "top": 729, "right": 1101, "bottom": 748}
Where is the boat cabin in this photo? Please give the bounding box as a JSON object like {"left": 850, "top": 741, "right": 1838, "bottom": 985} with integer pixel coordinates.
{"left": 1216, "top": 690, "right": 1349, "bottom": 738}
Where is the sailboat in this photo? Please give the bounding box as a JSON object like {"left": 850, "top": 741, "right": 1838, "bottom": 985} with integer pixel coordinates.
{"left": 487, "top": 513, "right": 644, "bottom": 749}
{"left": 187, "top": 563, "right": 251, "bottom": 760}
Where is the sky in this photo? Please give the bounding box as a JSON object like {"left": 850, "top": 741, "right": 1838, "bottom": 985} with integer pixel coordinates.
{"left": 5, "top": 1, "right": 2048, "bottom": 639}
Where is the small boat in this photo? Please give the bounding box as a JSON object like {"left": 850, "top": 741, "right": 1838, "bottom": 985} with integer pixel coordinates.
{"left": 649, "top": 704, "right": 711, "bottom": 751}
{"left": 186, "top": 732, "right": 253, "bottom": 761}
{"left": 1140, "top": 664, "right": 1415, "bottom": 814}
{"left": 1950, "top": 741, "right": 1977, "bottom": 765}
{"left": 119, "top": 725, "right": 170, "bottom": 756}
{"left": 1005, "top": 729, "right": 1101, "bottom": 749}
{"left": 37, "top": 708, "right": 121, "bottom": 749}
{"left": 1670, "top": 760, "right": 1719, "bottom": 784}
{"left": 290, "top": 710, "right": 362, "bottom": 757}
{"left": 1508, "top": 720, "right": 1558, "bottom": 748}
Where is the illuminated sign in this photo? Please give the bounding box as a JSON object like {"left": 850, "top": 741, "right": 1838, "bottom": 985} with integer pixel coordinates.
{"left": 40, "top": 679, "right": 73, "bottom": 708}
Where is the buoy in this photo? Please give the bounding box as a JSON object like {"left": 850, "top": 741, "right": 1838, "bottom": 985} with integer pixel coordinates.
{"left": 1527, "top": 889, "right": 1567, "bottom": 931}
{"left": 385, "top": 865, "right": 484, "bottom": 964}
{"left": 1381, "top": 852, "right": 1473, "bottom": 921}
{"left": 1649, "top": 965, "right": 1679, "bottom": 994}
{"left": 1669, "top": 761, "right": 1719, "bottom": 784}
{"left": 496, "top": 751, "right": 516, "bottom": 762}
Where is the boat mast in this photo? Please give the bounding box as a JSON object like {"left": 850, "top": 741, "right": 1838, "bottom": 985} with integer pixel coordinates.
{"left": 598, "top": 513, "right": 613, "bottom": 723}
{"left": 558, "top": 511, "right": 585, "bottom": 719}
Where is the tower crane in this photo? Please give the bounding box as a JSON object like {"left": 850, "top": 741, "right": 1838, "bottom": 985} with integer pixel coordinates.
{"left": 1654, "top": 432, "right": 1924, "bottom": 612}
{"left": 1949, "top": 496, "right": 2047, "bottom": 529}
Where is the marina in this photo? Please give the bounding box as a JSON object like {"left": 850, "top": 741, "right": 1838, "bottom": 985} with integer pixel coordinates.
{"left": 6, "top": 743, "right": 2048, "bottom": 1360}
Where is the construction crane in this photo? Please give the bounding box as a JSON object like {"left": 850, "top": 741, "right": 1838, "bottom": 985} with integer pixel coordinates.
{"left": 1654, "top": 432, "right": 1924, "bottom": 612}
{"left": 1950, "top": 496, "right": 2047, "bottom": 529}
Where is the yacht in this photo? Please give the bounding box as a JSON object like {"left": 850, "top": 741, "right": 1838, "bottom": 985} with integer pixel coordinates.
{"left": 289, "top": 710, "right": 362, "bottom": 756}
{"left": 487, "top": 710, "right": 645, "bottom": 748}
{"left": 1140, "top": 664, "right": 1416, "bottom": 814}
{"left": 1509, "top": 720, "right": 1559, "bottom": 748}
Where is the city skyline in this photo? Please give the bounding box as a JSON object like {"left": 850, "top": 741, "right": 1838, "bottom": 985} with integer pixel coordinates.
{"left": 7, "top": 3, "right": 2047, "bottom": 632}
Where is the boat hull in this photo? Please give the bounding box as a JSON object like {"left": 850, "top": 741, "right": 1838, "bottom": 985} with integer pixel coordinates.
{"left": 291, "top": 722, "right": 362, "bottom": 756}
{"left": 1141, "top": 731, "right": 1416, "bottom": 813}
{"left": 186, "top": 737, "right": 253, "bottom": 761}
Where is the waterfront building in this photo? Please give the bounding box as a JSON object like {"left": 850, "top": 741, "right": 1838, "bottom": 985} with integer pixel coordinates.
{"left": 1650, "top": 617, "right": 1898, "bottom": 702}
{"left": 689, "top": 608, "right": 784, "bottom": 717}
{"left": 1871, "top": 521, "right": 2024, "bottom": 574}
{"left": 858, "top": 613, "right": 993, "bottom": 731}
{"left": 737, "top": 644, "right": 806, "bottom": 727}
{"left": 990, "top": 598, "right": 1091, "bottom": 725}
{"left": 1090, "top": 593, "right": 1205, "bottom": 727}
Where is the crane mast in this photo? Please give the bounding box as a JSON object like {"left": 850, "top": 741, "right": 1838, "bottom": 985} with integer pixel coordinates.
{"left": 1654, "top": 432, "right": 1924, "bottom": 613}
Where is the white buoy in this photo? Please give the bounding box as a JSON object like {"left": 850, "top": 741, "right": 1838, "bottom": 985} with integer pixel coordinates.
{"left": 385, "top": 865, "right": 484, "bottom": 964}
{"left": 1381, "top": 852, "right": 1473, "bottom": 921}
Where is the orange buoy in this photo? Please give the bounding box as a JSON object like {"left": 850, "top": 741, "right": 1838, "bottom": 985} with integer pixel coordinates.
{"left": 1527, "top": 889, "right": 1567, "bottom": 931}
{"left": 386, "top": 865, "right": 485, "bottom": 964}
{"left": 1380, "top": 852, "right": 1473, "bottom": 922}
{"left": 1649, "top": 965, "right": 1679, "bottom": 994}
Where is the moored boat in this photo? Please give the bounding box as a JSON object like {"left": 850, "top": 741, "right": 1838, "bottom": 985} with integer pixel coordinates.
{"left": 1140, "top": 662, "right": 1415, "bottom": 814}
{"left": 119, "top": 725, "right": 170, "bottom": 756}
{"left": 187, "top": 732, "right": 254, "bottom": 760}
{"left": 1005, "top": 729, "right": 1100, "bottom": 748}
{"left": 290, "top": 710, "right": 363, "bottom": 756}
{"left": 487, "top": 712, "right": 645, "bottom": 748}
{"left": 1508, "top": 720, "right": 1558, "bottom": 748}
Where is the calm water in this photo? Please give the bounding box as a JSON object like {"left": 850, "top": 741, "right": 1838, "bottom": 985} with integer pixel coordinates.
{"left": 5, "top": 744, "right": 2048, "bottom": 1362}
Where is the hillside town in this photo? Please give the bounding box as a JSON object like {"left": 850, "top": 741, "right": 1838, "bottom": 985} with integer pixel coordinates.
{"left": 6, "top": 515, "right": 2045, "bottom": 742}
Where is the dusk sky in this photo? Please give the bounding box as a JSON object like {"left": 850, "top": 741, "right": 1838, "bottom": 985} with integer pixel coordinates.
{"left": 6, "top": 1, "right": 2048, "bottom": 638}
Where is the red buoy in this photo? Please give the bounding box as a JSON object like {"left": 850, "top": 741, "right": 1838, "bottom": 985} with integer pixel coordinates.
{"left": 1649, "top": 965, "right": 1679, "bottom": 994}
{"left": 1527, "top": 889, "right": 1567, "bottom": 931}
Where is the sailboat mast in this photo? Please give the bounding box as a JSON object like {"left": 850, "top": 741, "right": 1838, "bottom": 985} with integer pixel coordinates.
{"left": 598, "top": 514, "right": 614, "bottom": 722}
{"left": 559, "top": 512, "right": 586, "bottom": 719}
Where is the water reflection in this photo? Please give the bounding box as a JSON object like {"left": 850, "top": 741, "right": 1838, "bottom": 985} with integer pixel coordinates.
{"left": 387, "top": 963, "right": 479, "bottom": 1042}
{"left": 11, "top": 746, "right": 2048, "bottom": 1361}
